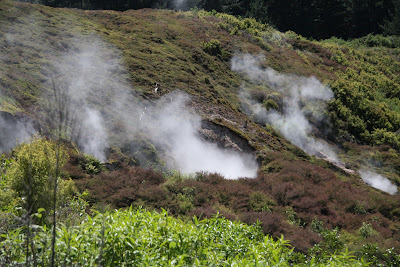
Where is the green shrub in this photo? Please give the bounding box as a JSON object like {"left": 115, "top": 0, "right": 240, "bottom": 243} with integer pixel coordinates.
{"left": 79, "top": 154, "right": 103, "bottom": 174}
{"left": 359, "top": 222, "right": 374, "bottom": 239}
{"left": 7, "top": 137, "right": 70, "bottom": 219}
{"left": 263, "top": 99, "right": 279, "bottom": 111}
{"left": 202, "top": 39, "right": 222, "bottom": 56}
{"left": 249, "top": 191, "right": 274, "bottom": 212}
{"left": 0, "top": 155, "right": 16, "bottom": 214}
{"left": 310, "top": 228, "right": 344, "bottom": 259}
{"left": 311, "top": 218, "right": 325, "bottom": 234}
{"left": 371, "top": 129, "right": 400, "bottom": 149}
{"left": 360, "top": 34, "right": 393, "bottom": 48}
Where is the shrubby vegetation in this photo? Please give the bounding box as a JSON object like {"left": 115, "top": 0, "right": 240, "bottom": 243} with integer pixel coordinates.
{"left": 198, "top": 9, "right": 400, "bottom": 149}
{"left": 1, "top": 207, "right": 373, "bottom": 266}
{"left": 1, "top": 138, "right": 400, "bottom": 266}
{"left": 0, "top": 138, "right": 73, "bottom": 219}
{"left": 202, "top": 39, "right": 231, "bottom": 61}
{"left": 324, "top": 45, "right": 400, "bottom": 147}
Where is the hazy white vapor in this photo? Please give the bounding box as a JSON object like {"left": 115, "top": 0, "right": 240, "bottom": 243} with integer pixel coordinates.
{"left": 359, "top": 169, "right": 398, "bottom": 195}
{"left": 43, "top": 36, "right": 136, "bottom": 161}
{"left": 2, "top": 21, "right": 258, "bottom": 178}
{"left": 0, "top": 111, "right": 35, "bottom": 154}
{"left": 142, "top": 92, "right": 258, "bottom": 179}
{"left": 232, "top": 53, "right": 337, "bottom": 161}
{"left": 232, "top": 54, "right": 333, "bottom": 100}
{"left": 40, "top": 35, "right": 257, "bottom": 178}
{"left": 232, "top": 53, "right": 399, "bottom": 191}
{"left": 80, "top": 108, "right": 108, "bottom": 162}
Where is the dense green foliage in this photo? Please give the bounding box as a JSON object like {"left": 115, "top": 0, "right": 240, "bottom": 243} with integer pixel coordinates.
{"left": 317, "top": 38, "right": 400, "bottom": 147}
{"left": 1, "top": 207, "right": 373, "bottom": 266}
{"left": 0, "top": 138, "right": 76, "bottom": 220}
{"left": 0, "top": 155, "right": 15, "bottom": 214}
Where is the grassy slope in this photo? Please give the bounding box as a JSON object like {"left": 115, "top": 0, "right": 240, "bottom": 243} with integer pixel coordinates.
{"left": 1, "top": 0, "right": 400, "bottom": 257}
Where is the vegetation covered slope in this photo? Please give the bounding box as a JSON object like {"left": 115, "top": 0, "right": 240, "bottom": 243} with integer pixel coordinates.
{"left": 1, "top": 0, "right": 400, "bottom": 264}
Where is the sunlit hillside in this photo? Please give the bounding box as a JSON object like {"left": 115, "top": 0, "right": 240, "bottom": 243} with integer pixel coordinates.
{"left": 1, "top": 1, "right": 400, "bottom": 265}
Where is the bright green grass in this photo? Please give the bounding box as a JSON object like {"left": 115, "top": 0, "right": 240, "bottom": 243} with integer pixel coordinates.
{"left": 0, "top": 207, "right": 369, "bottom": 266}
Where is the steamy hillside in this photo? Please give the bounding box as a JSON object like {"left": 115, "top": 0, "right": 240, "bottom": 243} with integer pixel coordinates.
{"left": 1, "top": 0, "right": 400, "bottom": 265}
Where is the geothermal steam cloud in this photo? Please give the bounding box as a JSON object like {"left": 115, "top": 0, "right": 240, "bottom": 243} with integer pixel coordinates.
{"left": 0, "top": 111, "right": 35, "bottom": 155}
{"left": 232, "top": 53, "right": 338, "bottom": 162}
{"left": 359, "top": 169, "right": 398, "bottom": 195}
{"left": 1, "top": 14, "right": 258, "bottom": 178}
{"left": 43, "top": 37, "right": 138, "bottom": 162}
{"left": 174, "top": 0, "right": 186, "bottom": 9}
{"left": 232, "top": 53, "right": 398, "bottom": 194}
{"left": 140, "top": 92, "right": 258, "bottom": 179}
{"left": 39, "top": 34, "right": 257, "bottom": 178}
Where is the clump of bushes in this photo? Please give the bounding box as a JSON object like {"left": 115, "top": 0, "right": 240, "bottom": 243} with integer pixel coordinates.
{"left": 2, "top": 137, "right": 75, "bottom": 220}
{"left": 249, "top": 191, "right": 275, "bottom": 212}
{"left": 328, "top": 68, "right": 400, "bottom": 147}
{"left": 79, "top": 153, "right": 103, "bottom": 174}
{"left": 324, "top": 35, "right": 400, "bottom": 48}
{"left": 202, "top": 39, "right": 231, "bottom": 61}
{"left": 360, "top": 34, "right": 393, "bottom": 48}
{"left": 202, "top": 39, "right": 222, "bottom": 56}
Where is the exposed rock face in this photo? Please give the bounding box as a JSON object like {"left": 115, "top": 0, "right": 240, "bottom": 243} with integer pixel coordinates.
{"left": 315, "top": 151, "right": 355, "bottom": 175}
{"left": 198, "top": 120, "right": 255, "bottom": 154}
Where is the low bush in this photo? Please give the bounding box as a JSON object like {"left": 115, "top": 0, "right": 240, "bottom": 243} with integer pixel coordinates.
{"left": 202, "top": 39, "right": 222, "bottom": 56}
{"left": 79, "top": 154, "right": 103, "bottom": 174}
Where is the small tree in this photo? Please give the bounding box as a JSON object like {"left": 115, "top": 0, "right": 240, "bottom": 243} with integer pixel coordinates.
{"left": 7, "top": 137, "right": 69, "bottom": 265}
{"left": 8, "top": 137, "right": 68, "bottom": 219}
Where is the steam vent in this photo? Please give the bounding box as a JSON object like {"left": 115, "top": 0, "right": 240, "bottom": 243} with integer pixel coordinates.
{"left": 1, "top": 0, "right": 400, "bottom": 265}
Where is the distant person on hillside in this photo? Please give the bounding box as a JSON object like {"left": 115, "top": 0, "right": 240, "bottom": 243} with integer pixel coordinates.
{"left": 154, "top": 82, "right": 161, "bottom": 94}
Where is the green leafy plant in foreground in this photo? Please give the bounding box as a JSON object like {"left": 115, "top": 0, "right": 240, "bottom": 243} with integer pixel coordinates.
{"left": 0, "top": 207, "right": 370, "bottom": 266}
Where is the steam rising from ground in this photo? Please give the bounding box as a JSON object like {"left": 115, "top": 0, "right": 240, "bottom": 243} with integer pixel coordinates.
{"left": 80, "top": 108, "right": 108, "bottom": 161}
{"left": 232, "top": 53, "right": 398, "bottom": 193}
{"left": 50, "top": 39, "right": 257, "bottom": 177}
{"left": 142, "top": 93, "right": 258, "bottom": 179}
{"left": 232, "top": 54, "right": 338, "bottom": 161}
{"left": 42, "top": 39, "right": 128, "bottom": 162}
{"left": 359, "top": 169, "right": 398, "bottom": 195}
{"left": 40, "top": 34, "right": 258, "bottom": 178}
{"left": 0, "top": 111, "right": 35, "bottom": 154}
{"left": 1, "top": 22, "right": 257, "bottom": 178}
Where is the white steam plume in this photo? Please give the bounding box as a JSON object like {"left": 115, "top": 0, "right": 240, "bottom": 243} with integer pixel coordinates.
{"left": 41, "top": 34, "right": 257, "bottom": 178}
{"left": 359, "top": 169, "right": 398, "bottom": 195}
{"left": 80, "top": 108, "right": 108, "bottom": 162}
{"left": 232, "top": 53, "right": 338, "bottom": 163}
{"left": 141, "top": 93, "right": 258, "bottom": 179}
{"left": 43, "top": 36, "right": 138, "bottom": 161}
{"left": 0, "top": 111, "right": 35, "bottom": 154}
{"left": 2, "top": 15, "right": 257, "bottom": 178}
